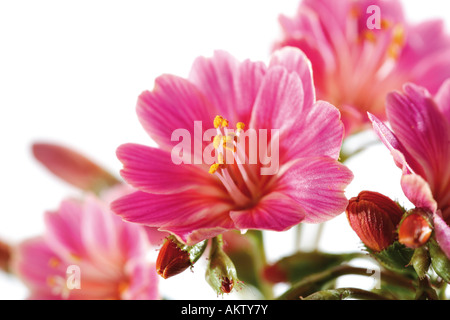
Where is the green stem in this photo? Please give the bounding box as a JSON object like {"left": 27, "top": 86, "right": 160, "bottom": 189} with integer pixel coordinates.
{"left": 294, "top": 224, "right": 303, "bottom": 251}
{"left": 277, "top": 264, "right": 414, "bottom": 300}
{"left": 303, "top": 287, "right": 390, "bottom": 300}
{"left": 246, "top": 230, "right": 273, "bottom": 299}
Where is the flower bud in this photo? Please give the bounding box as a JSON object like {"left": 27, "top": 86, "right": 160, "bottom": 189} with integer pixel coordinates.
{"left": 346, "top": 191, "right": 404, "bottom": 252}
{"left": 32, "top": 142, "right": 120, "bottom": 193}
{"left": 0, "top": 240, "right": 11, "bottom": 272}
{"left": 156, "top": 236, "right": 207, "bottom": 279}
{"left": 398, "top": 209, "right": 432, "bottom": 249}
{"left": 205, "top": 235, "right": 240, "bottom": 295}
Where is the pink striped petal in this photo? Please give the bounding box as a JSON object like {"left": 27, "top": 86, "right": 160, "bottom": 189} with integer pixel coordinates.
{"left": 400, "top": 171, "right": 437, "bottom": 214}
{"left": 111, "top": 190, "right": 234, "bottom": 245}
{"left": 284, "top": 100, "right": 343, "bottom": 160}
{"left": 44, "top": 199, "right": 87, "bottom": 260}
{"left": 435, "top": 79, "right": 450, "bottom": 124}
{"left": 277, "top": 157, "right": 353, "bottom": 223}
{"left": 368, "top": 112, "right": 422, "bottom": 176}
{"left": 269, "top": 47, "right": 315, "bottom": 110}
{"left": 117, "top": 143, "right": 217, "bottom": 194}
{"left": 386, "top": 84, "right": 450, "bottom": 198}
{"left": 13, "top": 237, "right": 64, "bottom": 295}
{"left": 434, "top": 212, "right": 450, "bottom": 260}
{"left": 230, "top": 192, "right": 305, "bottom": 231}
{"left": 137, "top": 74, "right": 217, "bottom": 152}
{"left": 188, "top": 51, "right": 240, "bottom": 122}
{"left": 124, "top": 261, "right": 159, "bottom": 300}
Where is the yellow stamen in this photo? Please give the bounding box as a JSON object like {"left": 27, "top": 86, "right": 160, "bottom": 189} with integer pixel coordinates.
{"left": 236, "top": 122, "right": 245, "bottom": 131}
{"left": 222, "top": 135, "right": 235, "bottom": 151}
{"left": 218, "top": 152, "right": 224, "bottom": 165}
{"left": 209, "top": 163, "right": 221, "bottom": 174}
{"left": 381, "top": 19, "right": 391, "bottom": 30}
{"left": 213, "top": 134, "right": 222, "bottom": 149}
{"left": 221, "top": 118, "right": 229, "bottom": 128}
{"left": 392, "top": 24, "right": 405, "bottom": 46}
{"left": 214, "top": 116, "right": 224, "bottom": 129}
{"left": 69, "top": 253, "right": 82, "bottom": 262}
{"left": 363, "top": 30, "right": 376, "bottom": 43}
{"left": 47, "top": 276, "right": 57, "bottom": 287}
{"left": 48, "top": 257, "right": 61, "bottom": 268}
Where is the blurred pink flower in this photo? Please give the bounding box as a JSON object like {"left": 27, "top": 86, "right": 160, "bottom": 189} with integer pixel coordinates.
{"left": 277, "top": 0, "right": 450, "bottom": 135}
{"left": 13, "top": 186, "right": 159, "bottom": 300}
{"left": 111, "top": 47, "right": 353, "bottom": 245}
{"left": 369, "top": 81, "right": 450, "bottom": 259}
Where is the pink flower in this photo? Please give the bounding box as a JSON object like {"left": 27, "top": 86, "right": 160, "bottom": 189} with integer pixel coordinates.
{"left": 111, "top": 47, "right": 353, "bottom": 245}
{"left": 13, "top": 186, "right": 159, "bottom": 300}
{"left": 277, "top": 0, "right": 450, "bottom": 136}
{"left": 369, "top": 81, "right": 450, "bottom": 259}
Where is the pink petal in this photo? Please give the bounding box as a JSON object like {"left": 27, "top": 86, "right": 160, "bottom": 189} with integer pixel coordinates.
{"left": 188, "top": 50, "right": 265, "bottom": 126}
{"left": 13, "top": 237, "right": 64, "bottom": 295}
{"left": 283, "top": 100, "right": 344, "bottom": 161}
{"left": 137, "top": 74, "right": 217, "bottom": 152}
{"left": 368, "top": 112, "right": 421, "bottom": 175}
{"left": 249, "top": 66, "right": 304, "bottom": 131}
{"left": 434, "top": 79, "right": 450, "bottom": 124}
{"left": 400, "top": 171, "right": 437, "bottom": 214}
{"left": 44, "top": 199, "right": 87, "bottom": 261}
{"left": 188, "top": 51, "right": 239, "bottom": 121}
{"left": 386, "top": 84, "right": 450, "bottom": 199}
{"left": 269, "top": 47, "right": 315, "bottom": 109}
{"left": 111, "top": 190, "right": 234, "bottom": 245}
{"left": 434, "top": 212, "right": 450, "bottom": 260}
{"left": 277, "top": 157, "right": 353, "bottom": 223}
{"left": 230, "top": 192, "right": 305, "bottom": 231}
{"left": 117, "top": 143, "right": 217, "bottom": 194}
{"left": 124, "top": 261, "right": 159, "bottom": 300}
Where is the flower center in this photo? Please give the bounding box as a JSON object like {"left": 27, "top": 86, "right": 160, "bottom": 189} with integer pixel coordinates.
{"left": 208, "top": 115, "right": 259, "bottom": 208}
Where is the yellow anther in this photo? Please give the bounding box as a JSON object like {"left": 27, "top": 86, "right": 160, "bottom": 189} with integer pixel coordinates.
{"left": 209, "top": 163, "right": 221, "bottom": 174}
{"left": 47, "top": 276, "right": 57, "bottom": 287}
{"left": 381, "top": 19, "right": 391, "bottom": 30}
{"left": 48, "top": 257, "right": 61, "bottom": 268}
{"left": 221, "top": 119, "right": 229, "bottom": 127}
{"left": 214, "top": 116, "right": 224, "bottom": 129}
{"left": 392, "top": 24, "right": 405, "bottom": 46}
{"left": 236, "top": 122, "right": 245, "bottom": 131}
{"left": 213, "top": 134, "right": 223, "bottom": 149}
{"left": 363, "top": 30, "right": 376, "bottom": 43}
{"left": 350, "top": 6, "right": 360, "bottom": 18}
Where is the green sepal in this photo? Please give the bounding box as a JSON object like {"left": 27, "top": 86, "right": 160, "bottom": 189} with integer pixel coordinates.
{"left": 409, "top": 246, "right": 431, "bottom": 280}
{"left": 428, "top": 239, "right": 450, "bottom": 283}
{"left": 371, "top": 241, "right": 415, "bottom": 276}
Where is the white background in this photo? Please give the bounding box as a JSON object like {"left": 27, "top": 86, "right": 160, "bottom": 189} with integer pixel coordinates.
{"left": 0, "top": 0, "right": 449, "bottom": 299}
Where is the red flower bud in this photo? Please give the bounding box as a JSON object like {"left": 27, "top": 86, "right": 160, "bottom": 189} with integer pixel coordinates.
{"left": 0, "top": 240, "right": 11, "bottom": 272}
{"left": 346, "top": 191, "right": 404, "bottom": 252}
{"left": 156, "top": 238, "right": 191, "bottom": 279}
{"left": 398, "top": 209, "right": 432, "bottom": 249}
{"left": 32, "top": 142, "right": 119, "bottom": 193}
{"left": 156, "top": 236, "right": 208, "bottom": 279}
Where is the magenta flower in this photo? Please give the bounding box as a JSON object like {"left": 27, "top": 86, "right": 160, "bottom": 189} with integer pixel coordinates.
{"left": 111, "top": 47, "right": 353, "bottom": 245}
{"left": 13, "top": 186, "right": 159, "bottom": 300}
{"left": 369, "top": 81, "right": 450, "bottom": 259}
{"left": 276, "top": 0, "right": 450, "bottom": 135}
